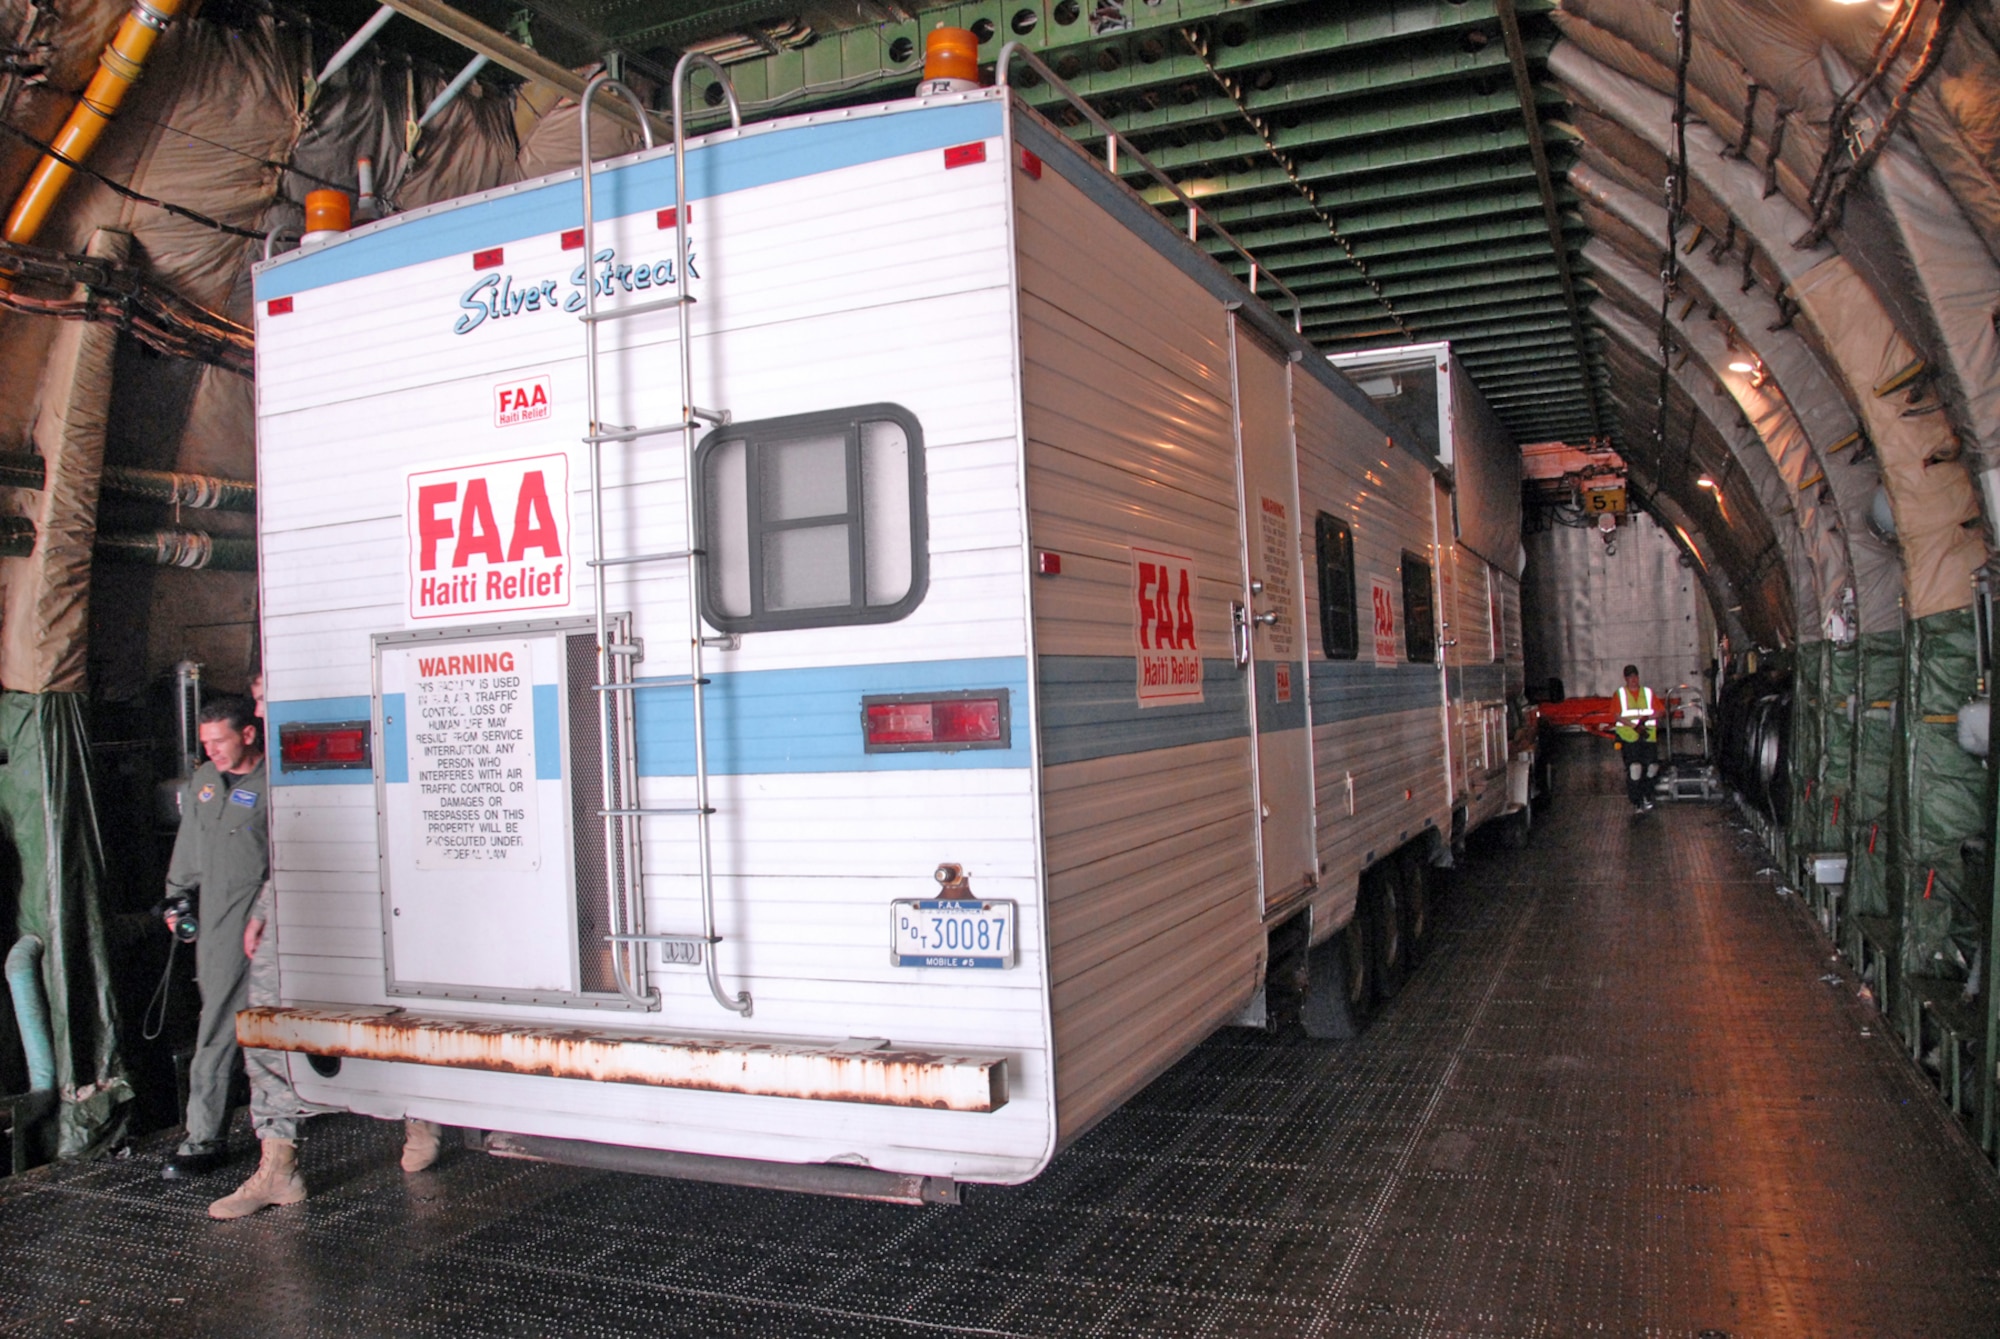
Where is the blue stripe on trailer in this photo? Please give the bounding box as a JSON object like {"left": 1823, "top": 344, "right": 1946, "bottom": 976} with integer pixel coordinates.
{"left": 633, "top": 655, "right": 1031, "bottom": 775}
{"left": 1037, "top": 656, "right": 1250, "bottom": 766}
{"left": 277, "top": 688, "right": 564, "bottom": 785}
{"left": 382, "top": 694, "right": 406, "bottom": 784}
{"left": 255, "top": 100, "right": 1006, "bottom": 301}
{"left": 1255, "top": 660, "right": 1309, "bottom": 733}
{"left": 532, "top": 684, "right": 561, "bottom": 778}
{"left": 1454, "top": 662, "right": 1509, "bottom": 701}
{"left": 1306, "top": 660, "right": 1444, "bottom": 723}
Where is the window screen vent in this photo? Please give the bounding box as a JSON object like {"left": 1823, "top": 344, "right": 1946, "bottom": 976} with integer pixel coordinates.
{"left": 695, "top": 404, "right": 928, "bottom": 633}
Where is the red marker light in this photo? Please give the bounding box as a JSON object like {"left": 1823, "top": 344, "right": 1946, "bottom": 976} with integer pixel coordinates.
{"left": 266, "top": 296, "right": 294, "bottom": 317}
{"left": 280, "top": 721, "right": 371, "bottom": 770}
{"left": 1038, "top": 552, "right": 1062, "bottom": 576}
{"left": 473, "top": 247, "right": 504, "bottom": 270}
{"left": 943, "top": 142, "right": 988, "bottom": 170}
{"left": 561, "top": 229, "right": 584, "bottom": 250}
{"left": 866, "top": 701, "right": 933, "bottom": 746}
{"left": 656, "top": 205, "right": 692, "bottom": 229}
{"left": 864, "top": 696, "right": 1005, "bottom": 749}
{"left": 1018, "top": 147, "right": 1043, "bottom": 180}
{"left": 934, "top": 699, "right": 1002, "bottom": 743}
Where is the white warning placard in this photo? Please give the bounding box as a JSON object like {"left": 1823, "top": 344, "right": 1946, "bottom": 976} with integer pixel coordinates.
{"left": 1132, "top": 546, "right": 1203, "bottom": 707}
{"left": 1255, "top": 496, "right": 1296, "bottom": 660}
{"left": 408, "top": 641, "right": 539, "bottom": 870}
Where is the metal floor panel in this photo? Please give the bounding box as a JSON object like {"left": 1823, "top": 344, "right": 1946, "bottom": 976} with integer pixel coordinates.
{"left": 5, "top": 756, "right": 2000, "bottom": 1337}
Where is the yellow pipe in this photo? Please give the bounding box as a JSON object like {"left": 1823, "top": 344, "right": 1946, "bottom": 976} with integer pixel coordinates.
{"left": 2, "top": 0, "right": 187, "bottom": 249}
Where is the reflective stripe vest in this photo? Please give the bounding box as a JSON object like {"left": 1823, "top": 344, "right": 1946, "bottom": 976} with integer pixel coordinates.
{"left": 1615, "top": 686, "right": 1658, "bottom": 744}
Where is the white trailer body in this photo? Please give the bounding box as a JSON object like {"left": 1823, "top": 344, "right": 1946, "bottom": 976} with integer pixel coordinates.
{"left": 250, "top": 87, "right": 1453, "bottom": 1195}
{"left": 1330, "top": 343, "right": 1530, "bottom": 836}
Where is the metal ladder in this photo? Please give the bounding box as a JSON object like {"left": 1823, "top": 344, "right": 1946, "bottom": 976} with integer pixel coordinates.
{"left": 577, "top": 58, "right": 751, "bottom": 1017}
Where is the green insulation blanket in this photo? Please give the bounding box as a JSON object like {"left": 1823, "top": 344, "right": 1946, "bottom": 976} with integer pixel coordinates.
{"left": 1788, "top": 641, "right": 1826, "bottom": 861}
{"left": 1822, "top": 640, "right": 1857, "bottom": 852}
{"left": 1897, "top": 610, "right": 1987, "bottom": 982}
{"left": 1847, "top": 631, "right": 1901, "bottom": 921}
{"left": 0, "top": 692, "right": 129, "bottom": 1157}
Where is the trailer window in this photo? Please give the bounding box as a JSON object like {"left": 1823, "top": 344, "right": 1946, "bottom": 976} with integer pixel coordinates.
{"left": 696, "top": 405, "right": 927, "bottom": 632}
{"left": 1400, "top": 551, "right": 1437, "bottom": 663}
{"left": 1314, "top": 512, "right": 1357, "bottom": 660}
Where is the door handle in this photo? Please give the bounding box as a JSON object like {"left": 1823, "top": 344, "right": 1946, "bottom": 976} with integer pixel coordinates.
{"left": 1231, "top": 601, "right": 1250, "bottom": 668}
{"left": 1251, "top": 610, "right": 1278, "bottom": 627}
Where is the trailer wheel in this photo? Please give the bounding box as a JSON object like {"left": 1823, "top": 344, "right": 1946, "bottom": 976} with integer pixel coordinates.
{"left": 1399, "top": 854, "right": 1433, "bottom": 966}
{"left": 1368, "top": 868, "right": 1407, "bottom": 1002}
{"left": 1499, "top": 800, "right": 1532, "bottom": 850}
{"left": 1300, "top": 922, "right": 1374, "bottom": 1040}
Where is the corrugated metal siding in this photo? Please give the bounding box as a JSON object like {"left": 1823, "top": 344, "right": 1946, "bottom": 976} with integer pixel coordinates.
{"left": 1447, "top": 544, "right": 1512, "bottom": 825}
{"left": 1292, "top": 370, "right": 1451, "bottom": 942}
{"left": 1521, "top": 511, "right": 1709, "bottom": 701}
{"left": 1015, "top": 154, "right": 1261, "bottom": 1145}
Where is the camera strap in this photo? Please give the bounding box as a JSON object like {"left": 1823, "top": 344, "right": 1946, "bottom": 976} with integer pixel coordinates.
{"left": 141, "top": 934, "right": 180, "bottom": 1042}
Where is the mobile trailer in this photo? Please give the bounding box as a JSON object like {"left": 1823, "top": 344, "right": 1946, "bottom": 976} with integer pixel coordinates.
{"left": 1331, "top": 344, "right": 1533, "bottom": 848}
{"left": 247, "top": 71, "right": 1472, "bottom": 1199}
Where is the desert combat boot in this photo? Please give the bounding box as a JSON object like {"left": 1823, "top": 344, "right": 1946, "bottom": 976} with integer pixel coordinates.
{"left": 207, "top": 1137, "right": 306, "bottom": 1219}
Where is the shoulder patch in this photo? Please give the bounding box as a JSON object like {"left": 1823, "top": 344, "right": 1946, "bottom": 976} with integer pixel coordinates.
{"left": 197, "top": 783, "right": 215, "bottom": 804}
{"left": 229, "top": 788, "right": 258, "bottom": 808}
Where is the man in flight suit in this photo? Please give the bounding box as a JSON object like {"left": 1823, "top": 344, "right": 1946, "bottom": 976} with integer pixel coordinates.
{"left": 1614, "top": 664, "right": 1665, "bottom": 813}
{"left": 159, "top": 696, "right": 310, "bottom": 1214}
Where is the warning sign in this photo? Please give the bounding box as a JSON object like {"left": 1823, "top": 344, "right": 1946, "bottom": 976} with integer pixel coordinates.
{"left": 408, "top": 641, "right": 539, "bottom": 870}
{"left": 1255, "top": 496, "right": 1296, "bottom": 659}
{"left": 1132, "top": 546, "right": 1203, "bottom": 707}
{"left": 407, "top": 452, "right": 570, "bottom": 622}
{"left": 494, "top": 374, "right": 552, "bottom": 427}
{"left": 1370, "top": 575, "right": 1399, "bottom": 667}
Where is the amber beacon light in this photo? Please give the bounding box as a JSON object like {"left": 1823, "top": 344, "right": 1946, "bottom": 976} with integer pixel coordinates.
{"left": 303, "top": 189, "right": 353, "bottom": 243}
{"left": 918, "top": 26, "right": 982, "bottom": 95}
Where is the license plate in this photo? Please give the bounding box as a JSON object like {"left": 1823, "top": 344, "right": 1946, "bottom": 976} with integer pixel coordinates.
{"left": 891, "top": 899, "right": 1016, "bottom": 969}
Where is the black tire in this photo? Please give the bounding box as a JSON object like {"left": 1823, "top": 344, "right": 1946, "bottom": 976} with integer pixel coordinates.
{"left": 1499, "top": 800, "right": 1531, "bottom": 850}
{"left": 1399, "top": 855, "right": 1433, "bottom": 965}
{"left": 1368, "top": 867, "right": 1406, "bottom": 1003}
{"left": 1300, "top": 920, "right": 1374, "bottom": 1040}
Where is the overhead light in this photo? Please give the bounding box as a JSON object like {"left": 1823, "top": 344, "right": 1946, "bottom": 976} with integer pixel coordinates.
{"left": 1696, "top": 475, "right": 1717, "bottom": 489}
{"left": 1728, "top": 359, "right": 1757, "bottom": 373}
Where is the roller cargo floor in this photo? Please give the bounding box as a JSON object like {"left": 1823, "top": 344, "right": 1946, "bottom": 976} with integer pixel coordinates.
{"left": 5, "top": 755, "right": 2000, "bottom": 1337}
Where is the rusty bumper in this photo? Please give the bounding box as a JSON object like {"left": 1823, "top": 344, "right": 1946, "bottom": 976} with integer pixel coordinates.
{"left": 237, "top": 1006, "right": 1008, "bottom": 1113}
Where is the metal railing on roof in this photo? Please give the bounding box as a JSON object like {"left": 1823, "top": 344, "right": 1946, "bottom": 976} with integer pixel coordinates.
{"left": 994, "top": 41, "right": 1302, "bottom": 336}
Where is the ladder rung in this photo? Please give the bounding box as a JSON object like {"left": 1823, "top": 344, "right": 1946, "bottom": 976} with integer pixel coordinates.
{"left": 578, "top": 294, "right": 695, "bottom": 323}
{"left": 585, "top": 421, "right": 702, "bottom": 444}
{"left": 597, "top": 806, "right": 714, "bottom": 817}
{"left": 604, "top": 643, "right": 643, "bottom": 656}
{"left": 588, "top": 549, "right": 697, "bottom": 568}
{"left": 606, "top": 934, "right": 720, "bottom": 945}
{"left": 592, "top": 676, "right": 707, "bottom": 692}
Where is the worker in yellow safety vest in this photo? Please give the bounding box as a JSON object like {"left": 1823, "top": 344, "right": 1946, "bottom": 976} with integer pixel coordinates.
{"left": 1614, "top": 664, "right": 1665, "bottom": 813}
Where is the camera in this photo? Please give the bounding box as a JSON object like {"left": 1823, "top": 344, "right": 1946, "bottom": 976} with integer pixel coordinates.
{"left": 164, "top": 893, "right": 198, "bottom": 944}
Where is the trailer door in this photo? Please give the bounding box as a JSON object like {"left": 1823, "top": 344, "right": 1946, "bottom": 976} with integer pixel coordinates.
{"left": 1229, "top": 318, "right": 1316, "bottom": 914}
{"left": 374, "top": 621, "right": 618, "bottom": 1006}
{"left": 1433, "top": 478, "right": 1465, "bottom": 804}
